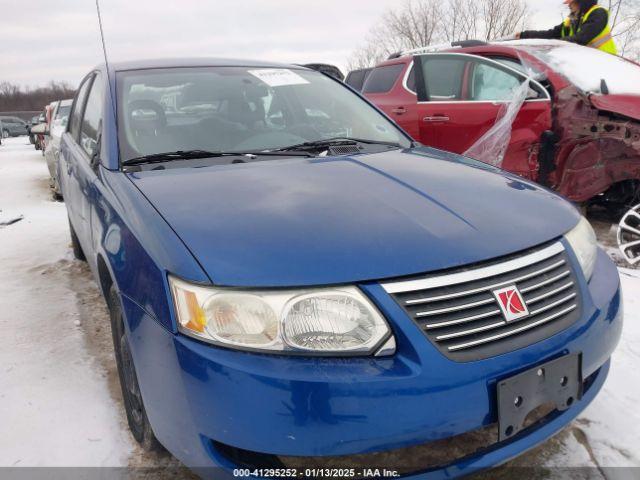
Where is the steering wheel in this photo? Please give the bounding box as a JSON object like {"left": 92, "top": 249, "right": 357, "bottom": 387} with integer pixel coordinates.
{"left": 127, "top": 100, "right": 167, "bottom": 133}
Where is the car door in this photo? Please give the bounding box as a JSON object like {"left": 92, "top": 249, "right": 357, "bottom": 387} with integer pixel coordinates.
{"left": 14, "top": 118, "right": 28, "bottom": 135}
{"left": 362, "top": 62, "right": 420, "bottom": 140}
{"left": 60, "top": 75, "right": 93, "bottom": 222}
{"left": 413, "top": 53, "right": 552, "bottom": 179}
{"left": 60, "top": 72, "right": 103, "bottom": 252}
{"left": 6, "top": 118, "right": 16, "bottom": 135}
{"left": 8, "top": 118, "right": 21, "bottom": 135}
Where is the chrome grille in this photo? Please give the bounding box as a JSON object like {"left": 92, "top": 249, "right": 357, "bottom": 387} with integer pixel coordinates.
{"left": 382, "top": 242, "right": 582, "bottom": 362}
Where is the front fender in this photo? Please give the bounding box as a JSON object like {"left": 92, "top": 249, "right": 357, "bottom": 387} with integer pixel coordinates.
{"left": 90, "top": 167, "right": 209, "bottom": 330}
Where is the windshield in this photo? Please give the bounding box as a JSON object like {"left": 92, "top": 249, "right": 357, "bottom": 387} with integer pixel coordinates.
{"left": 55, "top": 105, "right": 71, "bottom": 121}
{"left": 116, "top": 66, "right": 410, "bottom": 163}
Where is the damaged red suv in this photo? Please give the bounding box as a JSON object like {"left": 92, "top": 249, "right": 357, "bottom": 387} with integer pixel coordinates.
{"left": 355, "top": 40, "right": 640, "bottom": 214}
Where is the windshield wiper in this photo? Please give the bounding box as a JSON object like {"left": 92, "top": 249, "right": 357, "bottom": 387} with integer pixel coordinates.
{"left": 122, "top": 149, "right": 312, "bottom": 167}
{"left": 267, "top": 137, "right": 403, "bottom": 153}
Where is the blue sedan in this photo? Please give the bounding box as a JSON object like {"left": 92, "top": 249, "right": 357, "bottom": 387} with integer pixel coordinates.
{"left": 58, "top": 58, "right": 622, "bottom": 478}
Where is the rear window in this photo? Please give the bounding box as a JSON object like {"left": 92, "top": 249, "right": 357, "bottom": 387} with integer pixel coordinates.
{"left": 345, "top": 69, "right": 372, "bottom": 92}
{"left": 363, "top": 64, "right": 405, "bottom": 94}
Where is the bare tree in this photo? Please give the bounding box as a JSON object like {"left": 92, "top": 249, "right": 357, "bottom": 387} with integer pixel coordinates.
{"left": 348, "top": 0, "right": 528, "bottom": 69}
{"left": 347, "top": 41, "right": 389, "bottom": 71}
{"left": 347, "top": 0, "right": 640, "bottom": 70}
{"left": 605, "top": 0, "right": 640, "bottom": 57}
{"left": 0, "top": 81, "right": 76, "bottom": 112}
{"left": 383, "top": 0, "right": 443, "bottom": 50}
{"left": 480, "top": 0, "right": 529, "bottom": 40}
{"left": 348, "top": 0, "right": 442, "bottom": 70}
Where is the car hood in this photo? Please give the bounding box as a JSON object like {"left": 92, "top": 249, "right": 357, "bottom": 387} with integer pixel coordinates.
{"left": 127, "top": 149, "right": 580, "bottom": 287}
{"left": 589, "top": 94, "right": 640, "bottom": 122}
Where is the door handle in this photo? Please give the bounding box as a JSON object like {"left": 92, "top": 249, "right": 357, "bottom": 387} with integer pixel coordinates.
{"left": 391, "top": 107, "right": 407, "bottom": 115}
{"left": 423, "top": 115, "right": 450, "bottom": 123}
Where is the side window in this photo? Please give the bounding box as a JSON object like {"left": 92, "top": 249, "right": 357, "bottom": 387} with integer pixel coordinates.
{"left": 419, "top": 57, "right": 466, "bottom": 101}
{"left": 345, "top": 69, "right": 371, "bottom": 92}
{"left": 405, "top": 65, "right": 416, "bottom": 93}
{"left": 363, "top": 64, "right": 405, "bottom": 94}
{"left": 470, "top": 62, "right": 522, "bottom": 101}
{"left": 80, "top": 74, "right": 104, "bottom": 159}
{"left": 69, "top": 75, "right": 93, "bottom": 140}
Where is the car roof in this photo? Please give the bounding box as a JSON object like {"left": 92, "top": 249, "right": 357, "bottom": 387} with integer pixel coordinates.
{"left": 376, "top": 40, "right": 563, "bottom": 66}
{"left": 105, "top": 57, "right": 309, "bottom": 73}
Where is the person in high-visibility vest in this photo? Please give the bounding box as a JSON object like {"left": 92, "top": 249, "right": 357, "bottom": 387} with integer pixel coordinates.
{"left": 516, "top": 0, "right": 618, "bottom": 55}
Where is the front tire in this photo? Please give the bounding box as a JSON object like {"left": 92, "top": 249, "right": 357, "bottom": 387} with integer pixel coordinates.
{"left": 107, "top": 286, "right": 162, "bottom": 451}
{"left": 2, "top": 129, "right": 8, "bottom": 139}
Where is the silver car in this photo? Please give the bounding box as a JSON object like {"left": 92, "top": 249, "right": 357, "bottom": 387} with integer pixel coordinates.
{"left": 44, "top": 99, "right": 73, "bottom": 198}
{"left": 0, "top": 116, "right": 29, "bottom": 138}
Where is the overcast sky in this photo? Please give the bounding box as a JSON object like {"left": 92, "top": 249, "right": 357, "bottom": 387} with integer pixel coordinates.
{"left": 0, "top": 0, "right": 566, "bottom": 88}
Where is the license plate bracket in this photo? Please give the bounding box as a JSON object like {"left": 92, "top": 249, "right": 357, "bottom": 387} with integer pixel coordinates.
{"left": 497, "top": 353, "right": 582, "bottom": 441}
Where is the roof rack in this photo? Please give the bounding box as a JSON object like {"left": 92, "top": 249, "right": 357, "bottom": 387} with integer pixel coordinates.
{"left": 398, "top": 39, "right": 489, "bottom": 57}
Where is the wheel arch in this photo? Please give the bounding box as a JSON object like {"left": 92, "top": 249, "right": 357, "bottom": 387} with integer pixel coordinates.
{"left": 96, "top": 252, "right": 116, "bottom": 300}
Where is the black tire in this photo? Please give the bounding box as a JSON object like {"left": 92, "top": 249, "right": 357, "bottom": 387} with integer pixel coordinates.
{"left": 107, "top": 286, "right": 162, "bottom": 451}
{"left": 52, "top": 178, "right": 63, "bottom": 202}
{"left": 68, "top": 218, "right": 86, "bottom": 261}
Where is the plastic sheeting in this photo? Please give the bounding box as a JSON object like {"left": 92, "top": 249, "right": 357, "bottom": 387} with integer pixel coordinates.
{"left": 463, "top": 55, "right": 540, "bottom": 168}
{"left": 462, "top": 78, "right": 531, "bottom": 167}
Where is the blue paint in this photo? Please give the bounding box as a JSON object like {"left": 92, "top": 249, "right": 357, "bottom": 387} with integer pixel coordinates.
{"left": 58, "top": 59, "right": 622, "bottom": 478}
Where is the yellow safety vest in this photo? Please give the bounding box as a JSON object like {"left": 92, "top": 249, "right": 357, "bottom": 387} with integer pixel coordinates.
{"left": 561, "top": 5, "right": 618, "bottom": 55}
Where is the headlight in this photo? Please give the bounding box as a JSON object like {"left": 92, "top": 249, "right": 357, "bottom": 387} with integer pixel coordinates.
{"left": 564, "top": 216, "right": 597, "bottom": 281}
{"left": 169, "top": 276, "right": 394, "bottom": 356}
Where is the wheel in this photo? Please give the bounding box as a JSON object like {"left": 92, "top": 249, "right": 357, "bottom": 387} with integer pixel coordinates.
{"left": 68, "top": 218, "right": 86, "bottom": 261}
{"left": 52, "top": 179, "right": 63, "bottom": 201}
{"left": 107, "top": 286, "right": 162, "bottom": 451}
{"left": 2, "top": 129, "right": 9, "bottom": 139}
{"left": 617, "top": 205, "right": 640, "bottom": 266}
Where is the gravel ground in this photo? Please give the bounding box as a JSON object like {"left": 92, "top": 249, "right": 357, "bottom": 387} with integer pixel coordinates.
{"left": 0, "top": 136, "right": 638, "bottom": 479}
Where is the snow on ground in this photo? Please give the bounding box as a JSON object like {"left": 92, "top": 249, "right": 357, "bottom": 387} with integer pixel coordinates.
{"left": 0, "top": 136, "right": 638, "bottom": 476}
{"left": 0, "top": 137, "right": 133, "bottom": 467}
{"left": 570, "top": 269, "right": 640, "bottom": 467}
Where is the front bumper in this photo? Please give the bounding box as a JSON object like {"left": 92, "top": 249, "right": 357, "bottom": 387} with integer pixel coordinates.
{"left": 122, "top": 249, "right": 622, "bottom": 477}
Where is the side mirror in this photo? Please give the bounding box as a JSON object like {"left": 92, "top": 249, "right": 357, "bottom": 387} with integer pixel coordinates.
{"left": 90, "top": 134, "right": 102, "bottom": 169}
{"left": 30, "top": 123, "right": 50, "bottom": 136}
